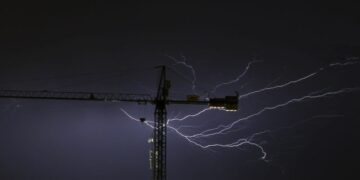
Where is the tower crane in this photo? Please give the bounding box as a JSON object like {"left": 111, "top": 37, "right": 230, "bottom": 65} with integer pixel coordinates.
{"left": 0, "top": 66, "right": 238, "bottom": 180}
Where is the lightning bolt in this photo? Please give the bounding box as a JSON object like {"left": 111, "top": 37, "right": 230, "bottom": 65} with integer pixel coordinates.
{"left": 120, "top": 87, "right": 358, "bottom": 160}
{"left": 167, "top": 125, "right": 267, "bottom": 159}
{"left": 329, "top": 61, "right": 359, "bottom": 67}
{"left": 239, "top": 72, "right": 317, "bottom": 99}
{"left": 120, "top": 107, "right": 267, "bottom": 160}
{"left": 120, "top": 108, "right": 154, "bottom": 128}
{"left": 120, "top": 58, "right": 359, "bottom": 162}
{"left": 167, "top": 108, "right": 211, "bottom": 123}
{"left": 189, "top": 87, "right": 359, "bottom": 139}
{"left": 210, "top": 60, "right": 261, "bottom": 94}
{"left": 165, "top": 54, "right": 198, "bottom": 94}
{"left": 239, "top": 60, "right": 359, "bottom": 99}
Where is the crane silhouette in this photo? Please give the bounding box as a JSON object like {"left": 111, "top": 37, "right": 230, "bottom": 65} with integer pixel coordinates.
{"left": 0, "top": 66, "right": 238, "bottom": 180}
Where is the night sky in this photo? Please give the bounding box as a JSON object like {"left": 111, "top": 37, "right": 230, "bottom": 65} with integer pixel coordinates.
{"left": 1, "top": 1, "right": 359, "bottom": 180}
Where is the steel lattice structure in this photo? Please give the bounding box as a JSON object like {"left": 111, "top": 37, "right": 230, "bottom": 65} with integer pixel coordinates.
{"left": 0, "top": 66, "right": 238, "bottom": 180}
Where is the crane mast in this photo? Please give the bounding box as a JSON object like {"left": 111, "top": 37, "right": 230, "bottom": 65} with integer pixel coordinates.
{"left": 152, "top": 66, "right": 169, "bottom": 180}
{"left": 0, "top": 66, "right": 238, "bottom": 180}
